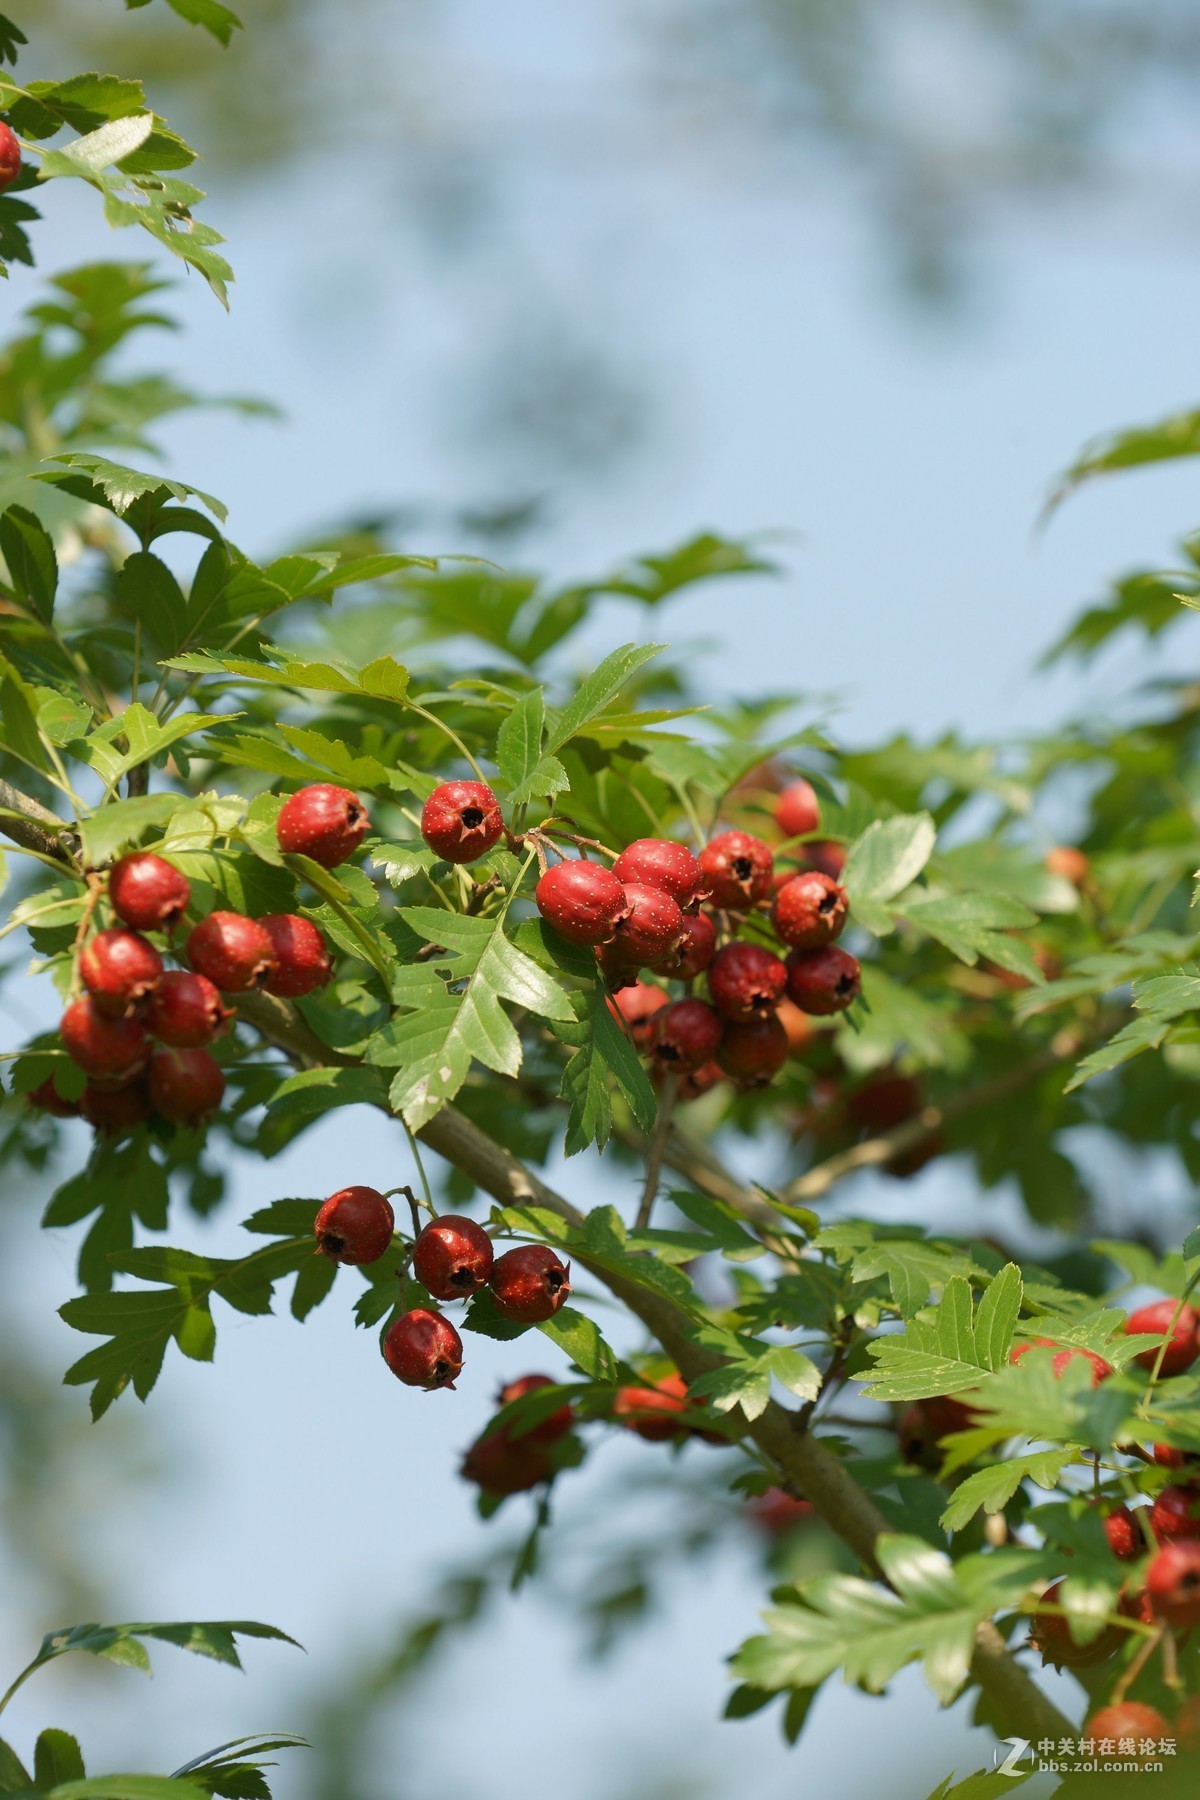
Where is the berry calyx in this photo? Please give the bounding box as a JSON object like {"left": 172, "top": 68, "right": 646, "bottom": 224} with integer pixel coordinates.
{"left": 258, "top": 913, "right": 334, "bottom": 998}
{"left": 1028, "top": 1580, "right": 1122, "bottom": 1668}
{"left": 650, "top": 911, "right": 717, "bottom": 980}
{"left": 147, "top": 1048, "right": 225, "bottom": 1124}
{"left": 461, "top": 1432, "right": 552, "bottom": 1495}
{"left": 80, "top": 1081, "right": 151, "bottom": 1135}
{"left": 186, "top": 912, "right": 278, "bottom": 993}
{"left": 108, "top": 852, "right": 190, "bottom": 932}
{"left": 1009, "top": 1339, "right": 1113, "bottom": 1385}
{"left": 60, "top": 997, "right": 149, "bottom": 1082}
{"left": 774, "top": 779, "right": 820, "bottom": 839}
{"left": 276, "top": 783, "right": 370, "bottom": 868}
{"left": 314, "top": 1185, "right": 395, "bottom": 1264}
{"left": 495, "top": 1374, "right": 574, "bottom": 1445}
{"left": 650, "top": 998, "right": 724, "bottom": 1074}
{"left": 145, "top": 971, "right": 233, "bottom": 1048}
{"left": 383, "top": 1308, "right": 464, "bottom": 1389}
{"left": 612, "top": 1373, "right": 690, "bottom": 1442}
{"left": 697, "top": 830, "right": 774, "bottom": 911}
{"left": 79, "top": 928, "right": 163, "bottom": 1018}
{"left": 784, "top": 944, "right": 861, "bottom": 1015}
{"left": 772, "top": 871, "right": 848, "bottom": 950}
{"left": 1084, "top": 1702, "right": 1171, "bottom": 1749}
{"left": 489, "top": 1244, "right": 571, "bottom": 1323}
{"left": 609, "top": 882, "right": 685, "bottom": 965}
{"left": 420, "top": 780, "right": 504, "bottom": 864}
{"left": 1126, "top": 1297, "right": 1200, "bottom": 1377}
{"left": 536, "top": 860, "right": 629, "bottom": 945}
{"left": 716, "top": 1014, "right": 789, "bottom": 1087}
{"left": 1151, "top": 1484, "right": 1200, "bottom": 1542}
{"left": 610, "top": 838, "right": 705, "bottom": 909}
{"left": 707, "top": 941, "right": 787, "bottom": 1023}
{"left": 1146, "top": 1538, "right": 1200, "bottom": 1626}
{"left": 1104, "top": 1506, "right": 1143, "bottom": 1562}
{"left": 0, "top": 121, "right": 22, "bottom": 193}
{"left": 608, "top": 983, "right": 670, "bottom": 1045}
{"left": 412, "top": 1214, "right": 495, "bottom": 1299}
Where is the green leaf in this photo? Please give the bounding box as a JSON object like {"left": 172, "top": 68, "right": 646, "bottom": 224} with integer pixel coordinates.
{"left": 0, "top": 502, "right": 57, "bottom": 622}
{"left": 560, "top": 980, "right": 656, "bottom": 1154}
{"left": 862, "top": 1269, "right": 1024, "bottom": 1402}
{"left": 34, "top": 1730, "right": 85, "bottom": 1786}
{"left": 939, "top": 1450, "right": 1074, "bottom": 1532}
{"left": 537, "top": 1306, "right": 621, "bottom": 1381}
{"left": 116, "top": 550, "right": 188, "bottom": 654}
{"left": 156, "top": 0, "right": 244, "bottom": 45}
{"left": 842, "top": 813, "right": 936, "bottom": 903}
{"left": 35, "top": 453, "right": 227, "bottom": 522}
{"left": 0, "top": 1738, "right": 32, "bottom": 1792}
{"left": 0, "top": 646, "right": 46, "bottom": 767}
{"left": 544, "top": 643, "right": 665, "bottom": 752}
{"left": 972, "top": 1264, "right": 1023, "bottom": 1372}
{"left": 1064, "top": 1014, "right": 1176, "bottom": 1091}
{"left": 902, "top": 892, "right": 1042, "bottom": 978}
{"left": 1049, "top": 406, "right": 1200, "bottom": 511}
{"left": 817, "top": 1222, "right": 978, "bottom": 1319}
{"left": 495, "top": 686, "right": 569, "bottom": 806}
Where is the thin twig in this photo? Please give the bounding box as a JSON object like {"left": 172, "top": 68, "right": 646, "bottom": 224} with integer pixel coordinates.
{"left": 636, "top": 1075, "right": 678, "bottom": 1229}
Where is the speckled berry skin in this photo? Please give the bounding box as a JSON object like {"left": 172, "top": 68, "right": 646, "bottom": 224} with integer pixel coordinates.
{"left": 145, "top": 971, "right": 234, "bottom": 1048}
{"left": 27, "top": 1076, "right": 80, "bottom": 1118}
{"left": 697, "top": 831, "right": 774, "bottom": 911}
{"left": 609, "top": 882, "right": 685, "bottom": 964}
{"left": 784, "top": 944, "right": 861, "bottom": 1015}
{"left": 609, "top": 982, "right": 670, "bottom": 1045}
{"left": 1150, "top": 1484, "right": 1200, "bottom": 1543}
{"left": 276, "top": 783, "right": 370, "bottom": 868}
{"left": 1146, "top": 1539, "right": 1200, "bottom": 1626}
{"left": 536, "top": 861, "right": 629, "bottom": 945}
{"left": 707, "top": 941, "right": 787, "bottom": 1023}
{"left": 461, "top": 1431, "right": 552, "bottom": 1495}
{"left": 61, "top": 997, "right": 149, "bottom": 1082}
{"left": 772, "top": 871, "right": 848, "bottom": 950}
{"left": 420, "top": 780, "right": 504, "bottom": 864}
{"left": 147, "top": 1047, "right": 225, "bottom": 1124}
{"left": 108, "top": 852, "right": 190, "bottom": 932}
{"left": 383, "top": 1308, "right": 463, "bottom": 1389}
{"left": 650, "top": 911, "right": 717, "bottom": 980}
{"left": 413, "top": 1214, "right": 495, "bottom": 1299}
{"left": 79, "top": 928, "right": 163, "bottom": 1018}
{"left": 1085, "top": 1702, "right": 1172, "bottom": 1753}
{"left": 496, "top": 1374, "right": 573, "bottom": 1445}
{"left": 0, "top": 121, "right": 22, "bottom": 193}
{"left": 80, "top": 1081, "right": 151, "bottom": 1135}
{"left": 1010, "top": 1339, "right": 1113, "bottom": 1385}
{"left": 612, "top": 1374, "right": 690, "bottom": 1442}
{"left": 716, "top": 1014, "right": 789, "bottom": 1087}
{"left": 186, "top": 912, "right": 278, "bottom": 993}
{"left": 774, "top": 779, "right": 820, "bottom": 839}
{"left": 1029, "top": 1580, "right": 1123, "bottom": 1668}
{"left": 489, "top": 1244, "right": 571, "bottom": 1323}
{"left": 611, "top": 839, "right": 706, "bottom": 909}
{"left": 1103, "top": 1506, "right": 1143, "bottom": 1562}
{"left": 314, "top": 1185, "right": 395, "bottom": 1265}
{"left": 259, "top": 913, "right": 333, "bottom": 998}
{"left": 650, "top": 998, "right": 724, "bottom": 1074}
{"left": 1126, "top": 1297, "right": 1200, "bottom": 1377}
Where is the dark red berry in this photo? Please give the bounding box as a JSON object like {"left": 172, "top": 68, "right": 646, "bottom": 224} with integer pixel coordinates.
{"left": 650, "top": 911, "right": 717, "bottom": 980}
{"left": 800, "top": 840, "right": 846, "bottom": 880}
{"left": 496, "top": 1374, "right": 574, "bottom": 1445}
{"left": 0, "top": 121, "right": 22, "bottom": 194}
{"left": 79, "top": 928, "right": 163, "bottom": 1018}
{"left": 1146, "top": 1538, "right": 1200, "bottom": 1627}
{"left": 1153, "top": 1444, "right": 1198, "bottom": 1470}
{"left": 674, "top": 1060, "right": 724, "bottom": 1101}
{"left": 748, "top": 1488, "right": 816, "bottom": 1536}
{"left": 314, "top": 1185, "right": 395, "bottom": 1264}
{"left": 420, "top": 780, "right": 504, "bottom": 864}
{"left": 1104, "top": 1506, "right": 1143, "bottom": 1562}
{"left": 847, "top": 1071, "right": 922, "bottom": 1132}
{"left": 716, "top": 1014, "right": 789, "bottom": 1087}
{"left": 108, "top": 852, "right": 190, "bottom": 932}
{"left": 697, "top": 831, "right": 774, "bottom": 911}
{"left": 258, "top": 913, "right": 333, "bottom": 998}
{"left": 772, "top": 871, "right": 848, "bottom": 950}
{"left": 707, "top": 941, "right": 787, "bottom": 1022}
{"left": 1127, "top": 1298, "right": 1200, "bottom": 1377}
{"left": 276, "top": 783, "right": 370, "bottom": 868}
{"left": 80, "top": 1081, "right": 151, "bottom": 1135}
{"left": 1084, "top": 1702, "right": 1171, "bottom": 1752}
{"left": 489, "top": 1244, "right": 571, "bottom": 1323}
{"left": 610, "top": 838, "right": 705, "bottom": 909}
{"left": 1151, "top": 1484, "right": 1200, "bottom": 1543}
{"left": 784, "top": 944, "right": 861, "bottom": 1015}
{"left": 1029, "top": 1580, "right": 1122, "bottom": 1668}
{"left": 1010, "top": 1339, "right": 1113, "bottom": 1385}
{"left": 536, "top": 861, "right": 629, "bottom": 945}
{"left": 650, "top": 998, "right": 724, "bottom": 1074}
{"left": 609, "top": 882, "right": 685, "bottom": 964}
{"left": 27, "top": 1076, "right": 80, "bottom": 1118}
{"left": 413, "top": 1214, "right": 494, "bottom": 1299}
{"left": 461, "top": 1431, "right": 552, "bottom": 1495}
{"left": 144, "top": 971, "right": 233, "bottom": 1048}
{"left": 147, "top": 1048, "right": 225, "bottom": 1124}
{"left": 612, "top": 1374, "right": 690, "bottom": 1442}
{"left": 60, "top": 997, "right": 149, "bottom": 1082}
{"left": 186, "top": 912, "right": 277, "bottom": 993}
{"left": 608, "top": 983, "right": 670, "bottom": 1045}
{"left": 774, "top": 779, "right": 820, "bottom": 839}
{"left": 383, "top": 1308, "right": 463, "bottom": 1389}
{"left": 897, "top": 1396, "right": 977, "bottom": 1465}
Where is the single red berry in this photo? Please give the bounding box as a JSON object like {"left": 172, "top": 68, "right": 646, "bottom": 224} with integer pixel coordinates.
{"left": 186, "top": 912, "right": 278, "bottom": 993}
{"left": 1103, "top": 1506, "right": 1143, "bottom": 1562}
{"left": 420, "top": 780, "right": 504, "bottom": 864}
{"left": 707, "top": 941, "right": 787, "bottom": 1023}
{"left": 774, "top": 779, "right": 820, "bottom": 839}
{"left": 383, "top": 1308, "right": 463, "bottom": 1389}
{"left": 536, "top": 860, "right": 629, "bottom": 945}
{"left": 610, "top": 838, "right": 706, "bottom": 909}
{"left": 847, "top": 1071, "right": 922, "bottom": 1132}
{"left": 716, "top": 1014, "right": 789, "bottom": 1087}
{"left": 1009, "top": 1339, "right": 1113, "bottom": 1385}
{"left": 1119, "top": 1583, "right": 1155, "bottom": 1627}
{"left": 1151, "top": 1484, "right": 1200, "bottom": 1543}
{"left": 258, "top": 913, "right": 334, "bottom": 998}
{"left": 79, "top": 927, "right": 163, "bottom": 1018}
{"left": 147, "top": 1048, "right": 225, "bottom": 1124}
{"left": 276, "top": 783, "right": 370, "bottom": 868}
{"left": 1153, "top": 1443, "right": 1198, "bottom": 1471}
{"left": 697, "top": 830, "right": 774, "bottom": 911}
{"left": 649, "top": 911, "right": 717, "bottom": 980}
{"left": 461, "top": 1431, "right": 552, "bottom": 1495}
{"left": 0, "top": 121, "right": 22, "bottom": 193}
{"left": 609, "top": 882, "right": 685, "bottom": 964}
{"left": 612, "top": 1374, "right": 690, "bottom": 1442}
{"left": 776, "top": 997, "right": 815, "bottom": 1057}
{"left": 650, "top": 998, "right": 724, "bottom": 1074}
{"left": 1045, "top": 845, "right": 1089, "bottom": 885}
{"left": 314, "top": 1185, "right": 395, "bottom": 1265}
{"left": 413, "top": 1214, "right": 495, "bottom": 1299}
{"left": 1147, "top": 1538, "right": 1200, "bottom": 1626}
{"left": 60, "top": 997, "right": 149, "bottom": 1082}
{"left": 27, "top": 1076, "right": 80, "bottom": 1118}
{"left": 800, "top": 840, "right": 846, "bottom": 880}
{"left": 1178, "top": 1692, "right": 1200, "bottom": 1752}
{"left": 748, "top": 1488, "right": 815, "bottom": 1537}
{"left": 108, "top": 852, "right": 190, "bottom": 932}
{"left": 80, "top": 1081, "right": 151, "bottom": 1135}
{"left": 496, "top": 1374, "right": 573, "bottom": 1445}
{"left": 1028, "top": 1580, "right": 1122, "bottom": 1668}
{"left": 489, "top": 1244, "right": 571, "bottom": 1323}
{"left": 784, "top": 944, "right": 861, "bottom": 1015}
{"left": 144, "top": 971, "right": 233, "bottom": 1048}
{"left": 1085, "top": 1701, "right": 1171, "bottom": 1749}
{"left": 608, "top": 983, "right": 670, "bottom": 1045}
{"left": 674, "top": 1060, "right": 725, "bottom": 1102}
{"left": 1127, "top": 1298, "right": 1200, "bottom": 1377}
{"left": 897, "top": 1395, "right": 977, "bottom": 1465}
{"left": 772, "top": 871, "right": 848, "bottom": 951}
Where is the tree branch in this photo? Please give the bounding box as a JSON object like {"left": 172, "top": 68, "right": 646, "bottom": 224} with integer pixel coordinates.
{"left": 0, "top": 777, "right": 76, "bottom": 864}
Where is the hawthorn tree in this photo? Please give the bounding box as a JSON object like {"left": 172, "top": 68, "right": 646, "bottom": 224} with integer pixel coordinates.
{"left": 4, "top": 6, "right": 1200, "bottom": 1797}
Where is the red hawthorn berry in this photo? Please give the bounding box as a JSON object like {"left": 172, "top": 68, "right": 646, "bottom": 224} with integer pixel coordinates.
{"left": 461, "top": 1431, "right": 552, "bottom": 1495}
{"left": 1126, "top": 1297, "right": 1200, "bottom": 1377}
{"left": 1045, "top": 845, "right": 1089, "bottom": 885}
{"left": 609, "top": 882, "right": 685, "bottom": 965}
{"left": 649, "top": 911, "right": 718, "bottom": 980}
{"left": 80, "top": 1081, "right": 151, "bottom": 1135}
{"left": 610, "top": 838, "right": 706, "bottom": 909}
{"left": 186, "top": 912, "right": 278, "bottom": 993}
{"left": 716, "top": 1014, "right": 789, "bottom": 1087}
{"left": 27, "top": 1076, "right": 80, "bottom": 1118}
{"left": 0, "top": 121, "right": 22, "bottom": 193}
{"left": 595, "top": 943, "right": 640, "bottom": 990}
{"left": 707, "top": 941, "right": 787, "bottom": 1023}
{"left": 1146, "top": 1538, "right": 1200, "bottom": 1627}
{"left": 776, "top": 997, "right": 815, "bottom": 1057}
{"left": 784, "top": 944, "right": 861, "bottom": 1015}
{"left": 314, "top": 1185, "right": 395, "bottom": 1265}
{"left": 1085, "top": 1702, "right": 1171, "bottom": 1751}
{"left": 772, "top": 871, "right": 849, "bottom": 951}
{"left": 1178, "top": 1692, "right": 1200, "bottom": 1752}
{"left": 496, "top": 1374, "right": 574, "bottom": 1445}
{"left": 1153, "top": 1444, "right": 1199, "bottom": 1471}
{"left": 536, "top": 860, "right": 629, "bottom": 946}
{"left": 748, "top": 1488, "right": 816, "bottom": 1537}
{"left": 277, "top": 783, "right": 370, "bottom": 868}
{"left": 697, "top": 830, "right": 774, "bottom": 911}
{"left": 774, "top": 779, "right": 820, "bottom": 840}
{"left": 650, "top": 998, "right": 724, "bottom": 1074}
{"left": 79, "top": 928, "right": 163, "bottom": 1018}
{"left": 1009, "top": 1339, "right": 1113, "bottom": 1385}
{"left": 108, "top": 852, "right": 190, "bottom": 932}
{"left": 420, "top": 780, "right": 504, "bottom": 864}
{"left": 612, "top": 1373, "right": 690, "bottom": 1442}
{"left": 1104, "top": 1506, "right": 1143, "bottom": 1562}
{"left": 1029, "top": 1580, "right": 1123, "bottom": 1669}
{"left": 800, "top": 840, "right": 846, "bottom": 880}
{"left": 147, "top": 1048, "right": 225, "bottom": 1125}
{"left": 1151, "top": 1484, "right": 1200, "bottom": 1543}
{"left": 413, "top": 1214, "right": 495, "bottom": 1299}
{"left": 897, "top": 1395, "right": 977, "bottom": 1465}
{"left": 383, "top": 1308, "right": 463, "bottom": 1389}
{"left": 608, "top": 983, "right": 670, "bottom": 1045}
{"left": 847, "top": 1071, "right": 922, "bottom": 1133}
{"left": 60, "top": 997, "right": 149, "bottom": 1082}
{"left": 672, "top": 1060, "right": 725, "bottom": 1102}
{"left": 144, "top": 971, "right": 233, "bottom": 1048}
{"left": 1118, "top": 1583, "right": 1155, "bottom": 1627}
{"left": 258, "top": 913, "right": 333, "bottom": 998}
{"left": 489, "top": 1244, "right": 571, "bottom": 1323}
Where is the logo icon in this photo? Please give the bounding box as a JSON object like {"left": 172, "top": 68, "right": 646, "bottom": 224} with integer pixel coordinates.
{"left": 993, "top": 1738, "right": 1031, "bottom": 1777}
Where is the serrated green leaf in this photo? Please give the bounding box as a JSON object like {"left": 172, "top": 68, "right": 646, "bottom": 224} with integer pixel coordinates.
{"left": 842, "top": 813, "right": 936, "bottom": 903}
{"left": 544, "top": 643, "right": 665, "bottom": 752}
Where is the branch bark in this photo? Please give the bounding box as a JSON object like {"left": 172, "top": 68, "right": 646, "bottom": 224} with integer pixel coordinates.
{"left": 0, "top": 778, "right": 75, "bottom": 863}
